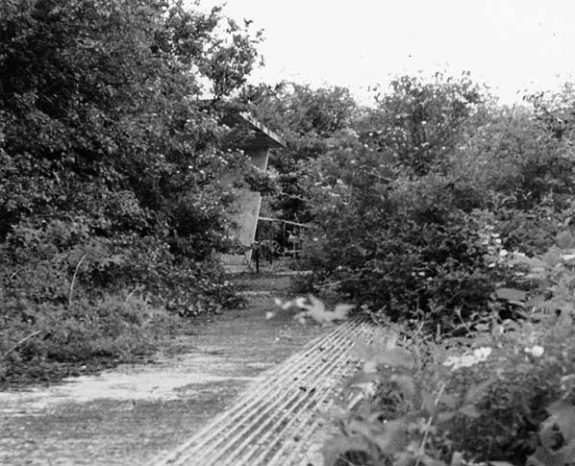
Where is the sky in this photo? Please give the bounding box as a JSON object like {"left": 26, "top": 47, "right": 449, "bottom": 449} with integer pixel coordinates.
{"left": 198, "top": 0, "right": 575, "bottom": 105}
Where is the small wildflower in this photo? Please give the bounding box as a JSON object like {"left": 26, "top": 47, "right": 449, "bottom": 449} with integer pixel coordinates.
{"left": 473, "top": 347, "right": 492, "bottom": 359}
{"left": 525, "top": 345, "right": 544, "bottom": 357}
{"left": 443, "top": 347, "right": 492, "bottom": 371}
{"left": 363, "top": 360, "right": 378, "bottom": 374}
{"left": 274, "top": 297, "right": 293, "bottom": 310}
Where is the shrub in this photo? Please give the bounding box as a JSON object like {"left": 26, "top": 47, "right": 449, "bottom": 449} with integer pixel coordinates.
{"left": 323, "top": 310, "right": 575, "bottom": 465}
{"left": 0, "top": 292, "right": 180, "bottom": 385}
{"left": 323, "top": 241, "right": 575, "bottom": 465}
{"left": 0, "top": 0, "right": 260, "bottom": 383}
{"left": 303, "top": 166, "right": 510, "bottom": 331}
{"left": 300, "top": 75, "right": 575, "bottom": 335}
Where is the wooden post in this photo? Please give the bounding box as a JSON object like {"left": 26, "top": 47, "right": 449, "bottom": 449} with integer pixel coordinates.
{"left": 269, "top": 220, "right": 273, "bottom": 266}
{"left": 254, "top": 244, "right": 260, "bottom": 274}
{"left": 282, "top": 222, "right": 287, "bottom": 258}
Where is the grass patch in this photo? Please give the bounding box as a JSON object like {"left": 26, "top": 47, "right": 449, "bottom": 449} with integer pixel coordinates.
{"left": 0, "top": 292, "right": 185, "bottom": 389}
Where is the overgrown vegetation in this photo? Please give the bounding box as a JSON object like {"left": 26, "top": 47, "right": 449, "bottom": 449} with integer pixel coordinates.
{"left": 286, "top": 74, "right": 575, "bottom": 332}
{"left": 268, "top": 76, "right": 575, "bottom": 464}
{"left": 243, "top": 72, "right": 575, "bottom": 464}
{"left": 318, "top": 241, "right": 575, "bottom": 465}
{"left": 2, "top": 1, "right": 575, "bottom": 462}
{"left": 0, "top": 0, "right": 259, "bottom": 385}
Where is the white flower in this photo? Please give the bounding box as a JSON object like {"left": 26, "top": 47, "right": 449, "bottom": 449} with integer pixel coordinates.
{"left": 473, "top": 347, "right": 492, "bottom": 359}
{"left": 363, "top": 360, "right": 378, "bottom": 374}
{"left": 525, "top": 345, "right": 544, "bottom": 357}
{"left": 443, "top": 347, "right": 492, "bottom": 371}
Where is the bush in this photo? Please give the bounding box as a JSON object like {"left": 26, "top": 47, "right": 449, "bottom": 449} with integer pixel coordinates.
{"left": 303, "top": 166, "right": 510, "bottom": 331}
{"left": 323, "top": 310, "right": 575, "bottom": 465}
{"left": 299, "top": 74, "right": 575, "bottom": 336}
{"left": 322, "top": 240, "right": 575, "bottom": 465}
{"left": 0, "top": 0, "right": 261, "bottom": 383}
{"left": 0, "top": 292, "right": 180, "bottom": 386}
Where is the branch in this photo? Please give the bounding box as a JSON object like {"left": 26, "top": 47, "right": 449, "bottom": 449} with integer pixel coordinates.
{"left": 68, "top": 253, "right": 88, "bottom": 307}
{"left": 0, "top": 331, "right": 42, "bottom": 362}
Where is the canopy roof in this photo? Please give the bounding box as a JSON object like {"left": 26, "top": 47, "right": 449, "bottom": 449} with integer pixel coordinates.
{"left": 222, "top": 110, "right": 286, "bottom": 151}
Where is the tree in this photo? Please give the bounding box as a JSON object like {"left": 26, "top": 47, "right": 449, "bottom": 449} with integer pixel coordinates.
{"left": 362, "top": 72, "right": 485, "bottom": 175}
{"left": 0, "top": 0, "right": 261, "bottom": 302}
{"left": 525, "top": 82, "right": 575, "bottom": 140}
{"left": 236, "top": 82, "right": 360, "bottom": 222}
{"left": 297, "top": 73, "right": 516, "bottom": 329}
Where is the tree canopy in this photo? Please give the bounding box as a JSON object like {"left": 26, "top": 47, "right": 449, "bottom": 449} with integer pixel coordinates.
{"left": 0, "top": 0, "right": 261, "bottom": 305}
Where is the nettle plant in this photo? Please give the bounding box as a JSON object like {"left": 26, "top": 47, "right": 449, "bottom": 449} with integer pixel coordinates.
{"left": 321, "top": 219, "right": 575, "bottom": 465}
{"left": 322, "top": 323, "right": 493, "bottom": 466}
{"left": 486, "top": 224, "right": 575, "bottom": 327}
{"left": 319, "top": 227, "right": 575, "bottom": 465}
{"left": 323, "top": 314, "right": 575, "bottom": 466}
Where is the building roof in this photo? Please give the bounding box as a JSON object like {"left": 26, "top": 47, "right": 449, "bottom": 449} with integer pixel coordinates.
{"left": 222, "top": 111, "right": 286, "bottom": 151}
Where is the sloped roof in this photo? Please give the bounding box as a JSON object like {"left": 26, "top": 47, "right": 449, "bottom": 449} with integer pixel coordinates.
{"left": 222, "top": 110, "right": 286, "bottom": 151}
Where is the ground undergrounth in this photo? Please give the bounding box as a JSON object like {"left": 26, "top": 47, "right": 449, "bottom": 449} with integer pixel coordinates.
{"left": 0, "top": 273, "right": 327, "bottom": 466}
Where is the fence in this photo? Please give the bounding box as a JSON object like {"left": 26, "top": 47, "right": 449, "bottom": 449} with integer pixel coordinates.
{"left": 252, "top": 217, "right": 310, "bottom": 272}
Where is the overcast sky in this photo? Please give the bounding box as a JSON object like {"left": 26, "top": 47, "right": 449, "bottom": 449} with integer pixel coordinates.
{"left": 198, "top": 0, "right": 575, "bottom": 105}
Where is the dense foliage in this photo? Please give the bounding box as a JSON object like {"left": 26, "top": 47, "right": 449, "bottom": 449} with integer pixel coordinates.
{"left": 276, "top": 76, "right": 575, "bottom": 465}
{"left": 2, "top": 3, "right": 575, "bottom": 461}
{"left": 294, "top": 73, "right": 575, "bottom": 333}
{"left": 323, "top": 242, "right": 575, "bottom": 465}
{"left": 237, "top": 81, "right": 359, "bottom": 223}
{"left": 0, "top": 0, "right": 260, "bottom": 383}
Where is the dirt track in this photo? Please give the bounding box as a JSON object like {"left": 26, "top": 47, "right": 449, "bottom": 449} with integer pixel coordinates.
{"left": 0, "top": 274, "right": 325, "bottom": 465}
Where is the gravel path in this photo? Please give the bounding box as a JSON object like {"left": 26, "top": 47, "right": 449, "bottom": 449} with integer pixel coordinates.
{"left": 0, "top": 275, "right": 328, "bottom": 466}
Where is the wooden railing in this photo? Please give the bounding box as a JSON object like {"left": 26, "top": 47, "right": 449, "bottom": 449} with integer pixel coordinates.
{"left": 253, "top": 217, "right": 310, "bottom": 272}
